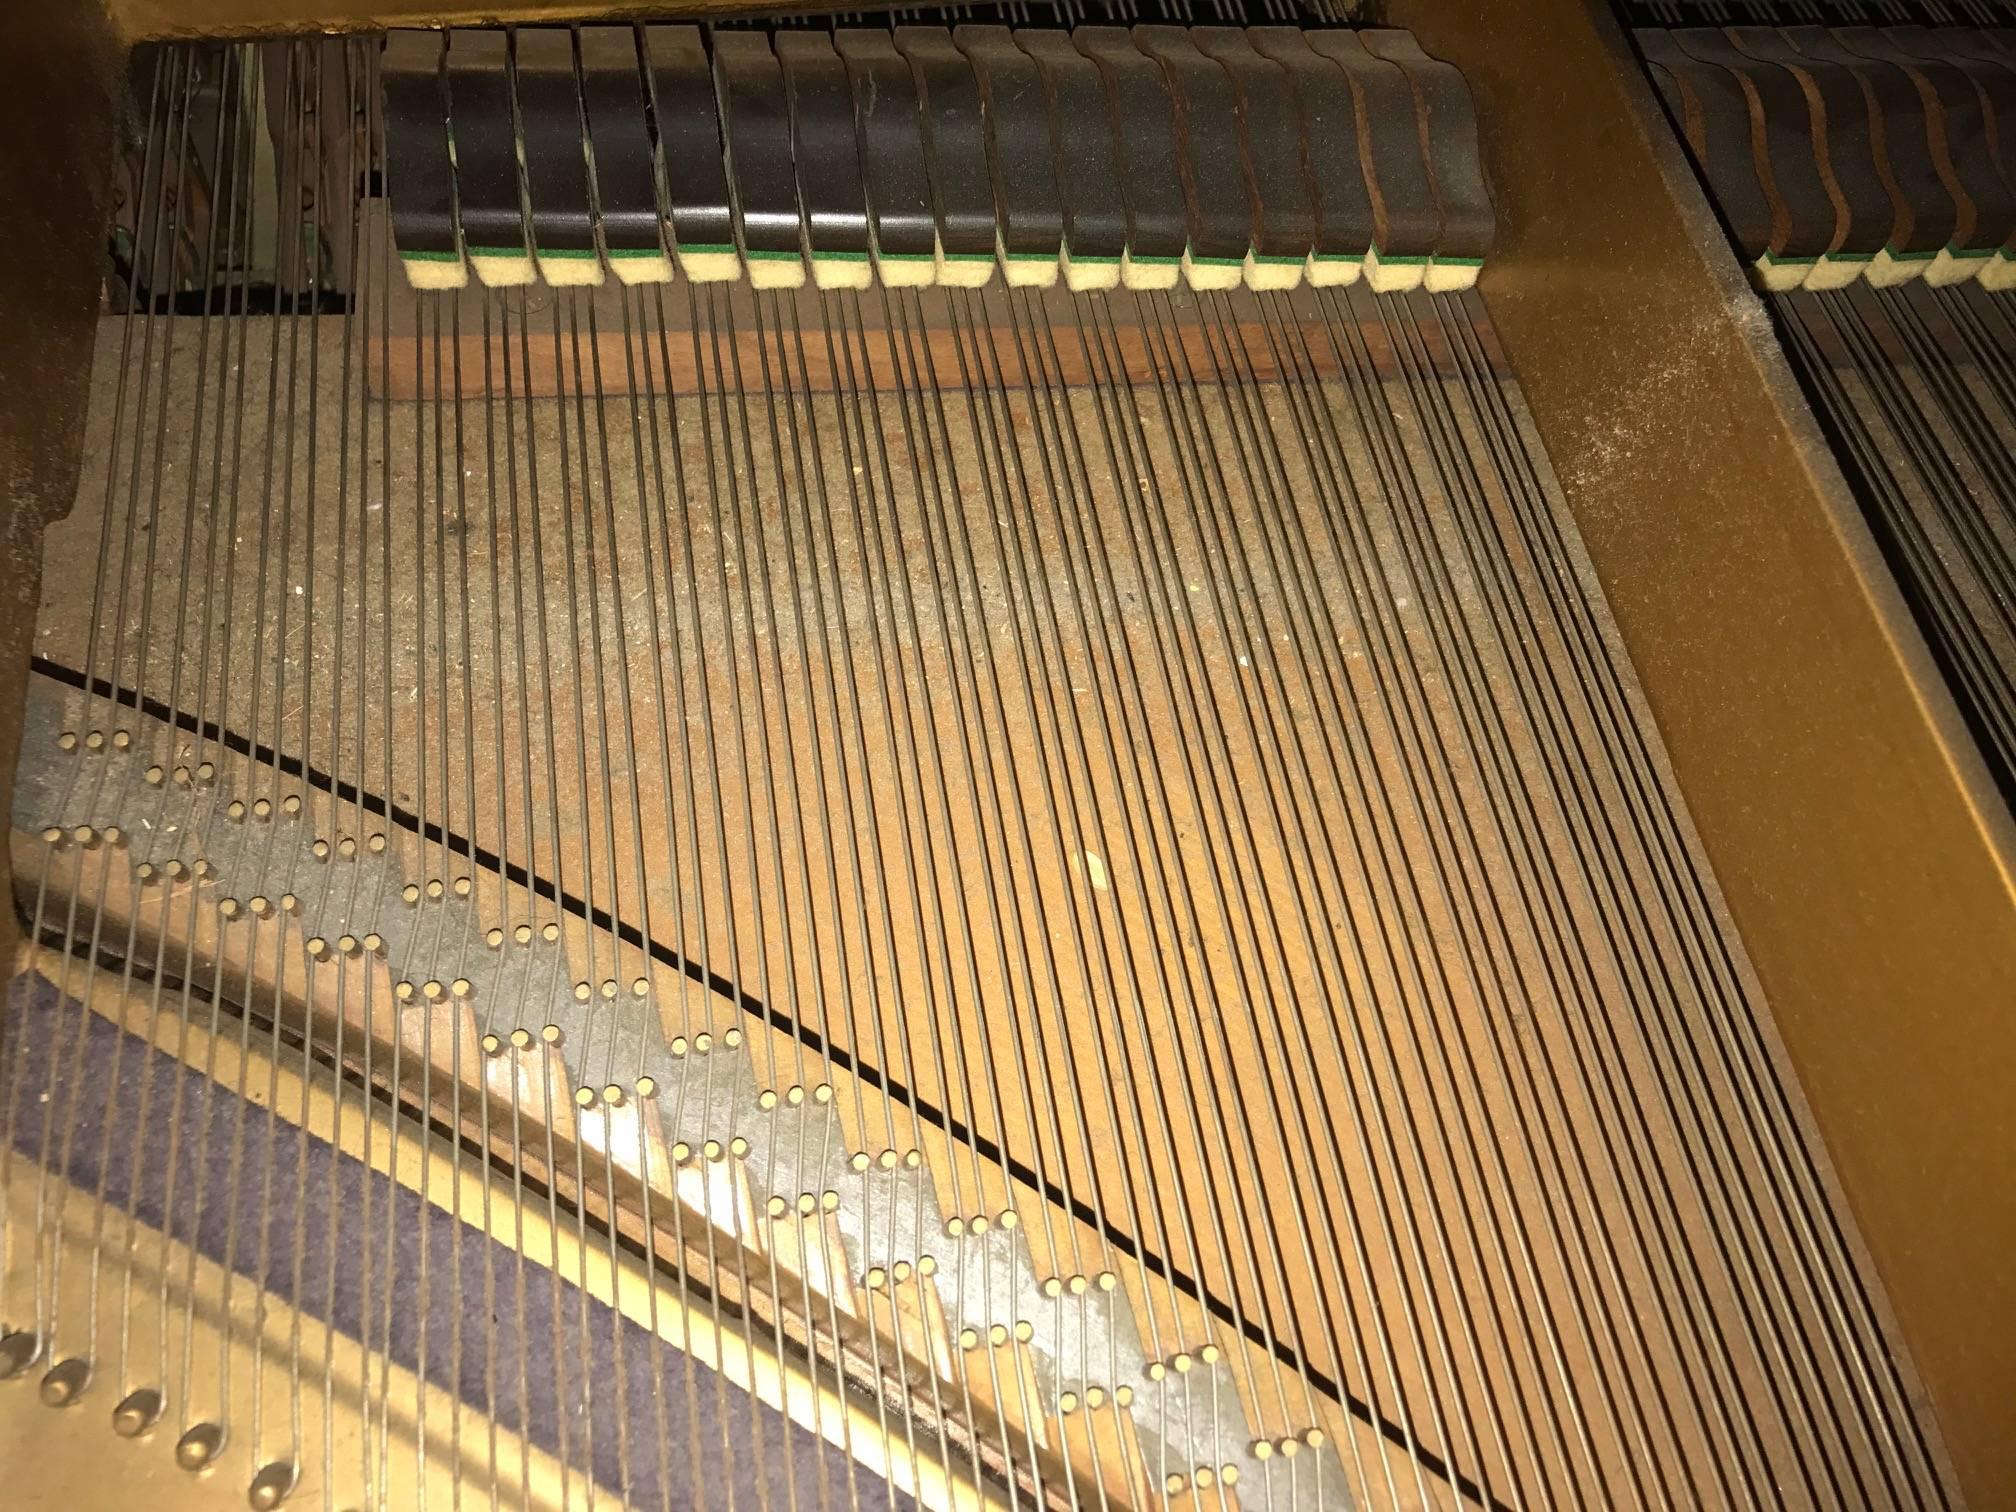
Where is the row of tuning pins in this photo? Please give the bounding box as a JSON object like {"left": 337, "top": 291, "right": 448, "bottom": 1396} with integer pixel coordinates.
{"left": 1630, "top": 1, "right": 2001, "bottom": 24}
{"left": 761, "top": 0, "right": 1337, "bottom": 30}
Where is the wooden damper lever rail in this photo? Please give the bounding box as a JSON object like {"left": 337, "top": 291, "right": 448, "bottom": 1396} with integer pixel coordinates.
{"left": 1, "top": 2, "right": 2012, "bottom": 1510}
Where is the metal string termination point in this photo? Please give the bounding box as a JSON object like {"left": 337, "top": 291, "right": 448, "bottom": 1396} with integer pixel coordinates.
{"left": 174, "top": 1421, "right": 225, "bottom": 1472}
{"left": 111, "top": 1386, "right": 164, "bottom": 1437}
{"left": 37, "top": 1356, "right": 92, "bottom": 1407}
{"left": 0, "top": 1330, "right": 40, "bottom": 1379}
{"left": 247, "top": 1459, "right": 298, "bottom": 1509}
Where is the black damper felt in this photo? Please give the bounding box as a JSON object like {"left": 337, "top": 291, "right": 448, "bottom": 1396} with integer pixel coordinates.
{"left": 1133, "top": 25, "right": 1253, "bottom": 266}
{"left": 835, "top": 30, "right": 937, "bottom": 263}
{"left": 1018, "top": 30, "right": 1127, "bottom": 266}
{"left": 1362, "top": 30, "right": 1494, "bottom": 264}
{"left": 715, "top": 33, "right": 803, "bottom": 264}
{"left": 1248, "top": 27, "right": 1376, "bottom": 262}
{"left": 444, "top": 29, "right": 526, "bottom": 257}
{"left": 896, "top": 28, "right": 997, "bottom": 266}
{"left": 382, "top": 31, "right": 460, "bottom": 261}
{"left": 514, "top": 29, "right": 597, "bottom": 257}
{"left": 1195, "top": 28, "right": 1315, "bottom": 265}
{"left": 1074, "top": 27, "right": 1187, "bottom": 264}
{"left": 576, "top": 26, "right": 662, "bottom": 257}
{"left": 1306, "top": 30, "right": 1438, "bottom": 263}
{"left": 644, "top": 25, "right": 735, "bottom": 257}
{"left": 956, "top": 25, "right": 1064, "bottom": 263}
{"left": 777, "top": 32, "right": 871, "bottom": 261}
{"left": 1637, "top": 29, "right": 1774, "bottom": 262}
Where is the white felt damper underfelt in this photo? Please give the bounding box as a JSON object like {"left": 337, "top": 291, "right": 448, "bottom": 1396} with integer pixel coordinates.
{"left": 746, "top": 252, "right": 807, "bottom": 290}
{"left": 676, "top": 247, "right": 742, "bottom": 283}
{"left": 1305, "top": 252, "right": 1363, "bottom": 289}
{"left": 876, "top": 240, "right": 936, "bottom": 287}
{"left": 1863, "top": 249, "right": 1925, "bottom": 288}
{"left": 811, "top": 253, "right": 874, "bottom": 291}
{"left": 1364, "top": 248, "right": 1425, "bottom": 293}
{"left": 1424, "top": 258, "right": 1482, "bottom": 293}
{"left": 1182, "top": 250, "right": 1242, "bottom": 291}
{"left": 1002, "top": 236, "right": 1060, "bottom": 289}
{"left": 538, "top": 251, "right": 605, "bottom": 288}
{"left": 1924, "top": 247, "right": 1989, "bottom": 287}
{"left": 1979, "top": 252, "right": 2016, "bottom": 292}
{"left": 1752, "top": 253, "right": 1809, "bottom": 293}
{"left": 1120, "top": 252, "right": 1180, "bottom": 291}
{"left": 401, "top": 253, "right": 469, "bottom": 291}
{"left": 1003, "top": 256, "right": 1059, "bottom": 289}
{"left": 937, "top": 232, "right": 995, "bottom": 288}
{"left": 469, "top": 250, "right": 537, "bottom": 288}
{"left": 1801, "top": 254, "right": 1868, "bottom": 291}
{"left": 1243, "top": 253, "right": 1304, "bottom": 292}
{"left": 608, "top": 250, "right": 674, "bottom": 286}
{"left": 1062, "top": 248, "right": 1121, "bottom": 292}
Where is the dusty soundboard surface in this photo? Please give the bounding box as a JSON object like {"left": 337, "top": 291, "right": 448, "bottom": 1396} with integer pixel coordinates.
{"left": 3, "top": 33, "right": 1953, "bottom": 1512}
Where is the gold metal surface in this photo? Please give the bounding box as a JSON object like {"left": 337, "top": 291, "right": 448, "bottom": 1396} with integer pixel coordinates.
{"left": 1392, "top": 0, "right": 2016, "bottom": 1503}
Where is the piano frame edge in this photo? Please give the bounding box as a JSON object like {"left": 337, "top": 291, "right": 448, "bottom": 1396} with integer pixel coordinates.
{"left": 1391, "top": 0, "right": 2016, "bottom": 1505}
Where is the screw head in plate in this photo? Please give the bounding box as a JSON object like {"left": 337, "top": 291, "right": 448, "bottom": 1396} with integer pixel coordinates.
{"left": 112, "top": 1386, "right": 164, "bottom": 1437}
{"left": 248, "top": 1459, "right": 298, "bottom": 1508}
{"left": 38, "top": 1356, "right": 92, "bottom": 1406}
{"left": 0, "top": 1329, "right": 41, "bottom": 1378}
{"left": 175, "top": 1421, "right": 225, "bottom": 1471}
